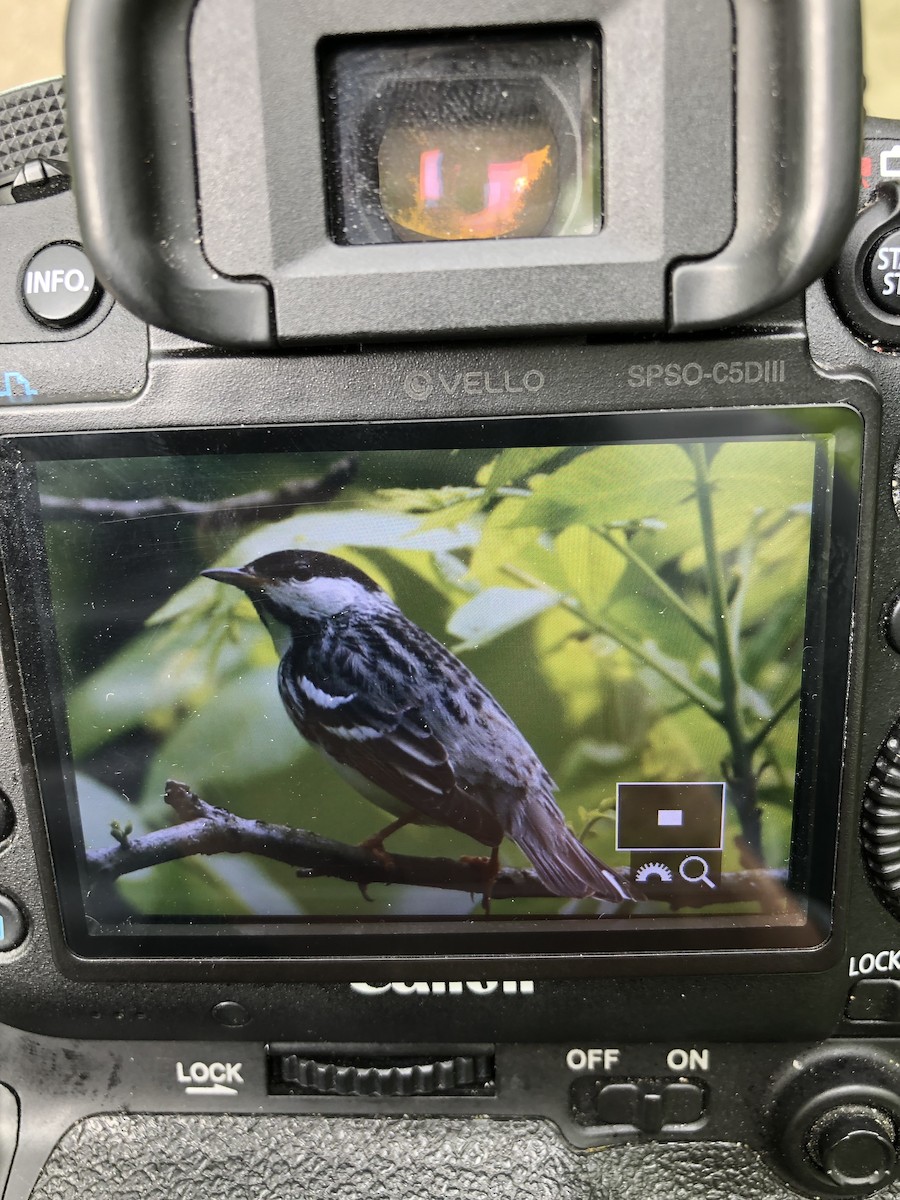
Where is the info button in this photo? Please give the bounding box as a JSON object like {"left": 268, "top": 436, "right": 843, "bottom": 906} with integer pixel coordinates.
{"left": 21, "top": 243, "right": 101, "bottom": 328}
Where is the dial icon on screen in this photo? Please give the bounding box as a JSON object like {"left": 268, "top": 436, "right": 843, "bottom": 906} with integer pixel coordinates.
{"left": 635, "top": 862, "right": 674, "bottom": 883}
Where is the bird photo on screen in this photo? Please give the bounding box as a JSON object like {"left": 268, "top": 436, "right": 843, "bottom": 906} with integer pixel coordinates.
{"left": 203, "top": 549, "right": 632, "bottom": 904}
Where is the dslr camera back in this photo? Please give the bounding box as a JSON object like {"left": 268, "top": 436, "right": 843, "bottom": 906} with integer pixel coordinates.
{"left": 0, "top": 1, "right": 899, "bottom": 1197}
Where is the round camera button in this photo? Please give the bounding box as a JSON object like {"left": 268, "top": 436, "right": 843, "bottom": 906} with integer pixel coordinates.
{"left": 0, "top": 895, "right": 26, "bottom": 952}
{"left": 885, "top": 593, "right": 900, "bottom": 654}
{"left": 22, "top": 243, "right": 101, "bottom": 327}
{"left": 865, "top": 228, "right": 900, "bottom": 316}
{"left": 811, "top": 1106, "right": 898, "bottom": 1191}
{"left": 212, "top": 1001, "right": 251, "bottom": 1028}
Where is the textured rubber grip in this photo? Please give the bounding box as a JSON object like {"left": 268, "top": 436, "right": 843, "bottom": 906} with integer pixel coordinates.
{"left": 0, "top": 80, "right": 67, "bottom": 178}
{"left": 23, "top": 1114, "right": 867, "bottom": 1200}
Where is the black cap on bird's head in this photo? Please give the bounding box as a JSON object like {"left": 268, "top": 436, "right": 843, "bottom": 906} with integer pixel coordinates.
{"left": 202, "top": 549, "right": 387, "bottom": 624}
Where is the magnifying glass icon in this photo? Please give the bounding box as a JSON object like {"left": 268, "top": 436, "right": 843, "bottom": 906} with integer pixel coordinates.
{"left": 679, "top": 855, "right": 716, "bottom": 889}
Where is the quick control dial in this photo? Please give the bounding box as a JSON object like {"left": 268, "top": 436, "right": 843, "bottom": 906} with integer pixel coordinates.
{"left": 861, "top": 723, "right": 900, "bottom": 913}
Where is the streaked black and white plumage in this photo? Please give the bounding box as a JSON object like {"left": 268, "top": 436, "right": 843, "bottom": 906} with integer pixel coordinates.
{"left": 203, "top": 549, "right": 631, "bottom": 902}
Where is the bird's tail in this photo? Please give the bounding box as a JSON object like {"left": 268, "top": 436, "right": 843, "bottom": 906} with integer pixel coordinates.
{"left": 512, "top": 799, "right": 633, "bottom": 902}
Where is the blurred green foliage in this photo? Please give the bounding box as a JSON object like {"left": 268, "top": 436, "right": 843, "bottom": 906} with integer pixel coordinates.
{"left": 42, "top": 437, "right": 816, "bottom": 920}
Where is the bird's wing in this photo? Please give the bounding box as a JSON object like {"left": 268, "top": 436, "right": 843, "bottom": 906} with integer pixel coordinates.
{"left": 279, "top": 665, "right": 504, "bottom": 847}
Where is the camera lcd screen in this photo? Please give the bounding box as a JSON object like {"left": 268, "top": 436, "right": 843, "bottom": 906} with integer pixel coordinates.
{"left": 1, "top": 410, "right": 860, "bottom": 961}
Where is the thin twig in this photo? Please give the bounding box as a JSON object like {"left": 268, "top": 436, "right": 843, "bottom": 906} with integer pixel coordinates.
{"left": 40, "top": 458, "right": 358, "bottom": 527}
{"left": 83, "top": 781, "right": 783, "bottom": 908}
{"left": 748, "top": 687, "right": 802, "bottom": 754}
{"left": 590, "top": 525, "right": 716, "bottom": 646}
{"left": 502, "top": 564, "right": 724, "bottom": 720}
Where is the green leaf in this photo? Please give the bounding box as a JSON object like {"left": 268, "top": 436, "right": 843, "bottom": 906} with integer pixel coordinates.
{"left": 639, "top": 708, "right": 721, "bottom": 784}
{"left": 708, "top": 440, "right": 817, "bottom": 498}
{"left": 479, "top": 447, "right": 571, "bottom": 504}
{"left": 503, "top": 444, "right": 696, "bottom": 533}
{"left": 375, "top": 486, "right": 483, "bottom": 513}
{"left": 395, "top": 523, "right": 481, "bottom": 553}
{"left": 738, "top": 518, "right": 811, "bottom": 628}
{"left": 447, "top": 587, "right": 559, "bottom": 651}
{"left": 634, "top": 639, "right": 716, "bottom": 711}
{"left": 67, "top": 620, "right": 267, "bottom": 758}
{"left": 467, "top": 499, "right": 571, "bottom": 593}
{"left": 678, "top": 442, "right": 817, "bottom": 572}
{"left": 555, "top": 526, "right": 627, "bottom": 619}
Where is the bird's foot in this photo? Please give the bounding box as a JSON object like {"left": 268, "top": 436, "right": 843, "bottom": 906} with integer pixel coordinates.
{"left": 359, "top": 834, "right": 397, "bottom": 872}
{"left": 459, "top": 847, "right": 501, "bottom": 916}
{"left": 358, "top": 815, "right": 415, "bottom": 873}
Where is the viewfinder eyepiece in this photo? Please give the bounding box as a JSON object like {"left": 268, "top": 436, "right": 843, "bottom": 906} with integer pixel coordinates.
{"left": 322, "top": 32, "right": 601, "bottom": 245}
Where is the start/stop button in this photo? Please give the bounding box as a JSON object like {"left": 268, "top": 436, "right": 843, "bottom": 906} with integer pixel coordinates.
{"left": 865, "top": 228, "right": 900, "bottom": 316}
{"left": 21, "top": 242, "right": 102, "bottom": 327}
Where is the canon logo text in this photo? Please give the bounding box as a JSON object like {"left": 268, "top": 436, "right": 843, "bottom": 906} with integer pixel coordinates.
{"left": 350, "top": 980, "right": 535, "bottom": 996}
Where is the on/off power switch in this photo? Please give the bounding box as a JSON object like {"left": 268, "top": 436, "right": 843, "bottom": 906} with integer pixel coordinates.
{"left": 570, "top": 1077, "right": 706, "bottom": 1132}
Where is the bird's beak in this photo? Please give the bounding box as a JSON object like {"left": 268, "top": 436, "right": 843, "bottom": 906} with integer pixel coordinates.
{"left": 201, "top": 566, "right": 267, "bottom": 591}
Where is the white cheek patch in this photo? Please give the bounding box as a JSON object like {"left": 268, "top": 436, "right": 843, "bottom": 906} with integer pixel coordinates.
{"left": 300, "top": 677, "right": 355, "bottom": 709}
{"left": 269, "top": 576, "right": 385, "bottom": 619}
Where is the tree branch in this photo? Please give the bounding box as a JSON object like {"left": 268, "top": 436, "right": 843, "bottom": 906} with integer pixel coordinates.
{"left": 40, "top": 458, "right": 358, "bottom": 527}
{"left": 83, "top": 781, "right": 786, "bottom": 909}
{"left": 689, "top": 445, "right": 761, "bottom": 856}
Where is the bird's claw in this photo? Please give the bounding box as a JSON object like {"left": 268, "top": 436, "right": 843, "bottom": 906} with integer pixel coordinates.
{"left": 359, "top": 839, "right": 396, "bottom": 872}
{"left": 459, "top": 848, "right": 501, "bottom": 917}
{"left": 358, "top": 815, "right": 415, "bottom": 873}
